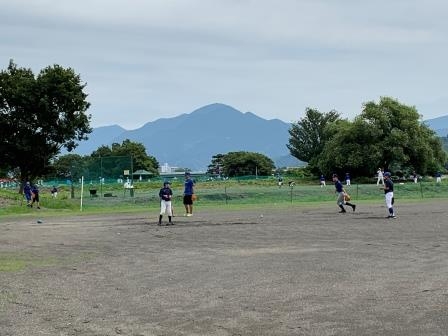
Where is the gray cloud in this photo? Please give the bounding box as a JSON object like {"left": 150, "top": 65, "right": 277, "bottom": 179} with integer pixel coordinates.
{"left": 1, "top": 0, "right": 448, "bottom": 129}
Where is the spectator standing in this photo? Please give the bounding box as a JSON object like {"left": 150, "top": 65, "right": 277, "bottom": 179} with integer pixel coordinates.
{"left": 183, "top": 172, "right": 195, "bottom": 217}
{"left": 376, "top": 168, "right": 384, "bottom": 185}
{"left": 382, "top": 172, "right": 396, "bottom": 218}
{"left": 158, "top": 181, "right": 173, "bottom": 226}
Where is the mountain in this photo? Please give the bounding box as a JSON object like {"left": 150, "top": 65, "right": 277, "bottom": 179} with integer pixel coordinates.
{"left": 77, "top": 125, "right": 127, "bottom": 154}
{"left": 423, "top": 115, "right": 448, "bottom": 137}
{"left": 71, "top": 103, "right": 301, "bottom": 170}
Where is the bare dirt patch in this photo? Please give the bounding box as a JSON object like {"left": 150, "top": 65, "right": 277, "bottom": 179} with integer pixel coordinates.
{"left": 1, "top": 201, "right": 448, "bottom": 335}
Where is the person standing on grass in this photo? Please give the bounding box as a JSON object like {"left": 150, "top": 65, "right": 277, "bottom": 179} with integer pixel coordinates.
{"left": 412, "top": 171, "right": 418, "bottom": 183}
{"left": 51, "top": 185, "right": 58, "bottom": 198}
{"left": 436, "top": 171, "right": 442, "bottom": 184}
{"left": 158, "top": 181, "right": 173, "bottom": 226}
{"left": 377, "top": 168, "right": 384, "bottom": 185}
{"left": 332, "top": 174, "right": 356, "bottom": 213}
{"left": 183, "top": 172, "right": 195, "bottom": 216}
{"left": 345, "top": 172, "right": 351, "bottom": 186}
{"left": 382, "top": 172, "right": 396, "bottom": 218}
{"left": 30, "top": 183, "right": 41, "bottom": 209}
{"left": 24, "top": 181, "right": 33, "bottom": 206}
{"left": 320, "top": 174, "right": 326, "bottom": 187}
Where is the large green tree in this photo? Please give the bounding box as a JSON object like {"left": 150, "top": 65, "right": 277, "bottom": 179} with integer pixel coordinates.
{"left": 287, "top": 108, "right": 340, "bottom": 172}
{"left": 90, "top": 139, "right": 159, "bottom": 176}
{"left": 318, "top": 97, "right": 446, "bottom": 176}
{"left": 207, "top": 154, "right": 225, "bottom": 176}
{"left": 50, "top": 153, "right": 85, "bottom": 180}
{"left": 0, "top": 60, "right": 91, "bottom": 186}
{"left": 210, "top": 151, "right": 275, "bottom": 177}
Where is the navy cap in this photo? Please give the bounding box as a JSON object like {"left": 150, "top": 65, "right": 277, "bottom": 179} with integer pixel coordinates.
{"left": 384, "top": 172, "right": 391, "bottom": 177}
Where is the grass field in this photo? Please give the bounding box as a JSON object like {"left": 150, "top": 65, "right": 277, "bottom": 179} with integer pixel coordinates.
{"left": 1, "top": 178, "right": 448, "bottom": 216}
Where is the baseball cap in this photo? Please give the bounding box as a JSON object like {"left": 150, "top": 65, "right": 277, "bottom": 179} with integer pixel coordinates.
{"left": 384, "top": 172, "right": 391, "bottom": 177}
{"left": 163, "top": 180, "right": 171, "bottom": 185}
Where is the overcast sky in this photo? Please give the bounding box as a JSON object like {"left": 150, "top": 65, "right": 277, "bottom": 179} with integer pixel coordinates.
{"left": 2, "top": 0, "right": 448, "bottom": 129}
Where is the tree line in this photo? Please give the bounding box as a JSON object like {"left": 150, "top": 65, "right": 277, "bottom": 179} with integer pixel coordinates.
{"left": 1, "top": 61, "right": 446, "bottom": 188}
{"left": 287, "top": 98, "right": 447, "bottom": 178}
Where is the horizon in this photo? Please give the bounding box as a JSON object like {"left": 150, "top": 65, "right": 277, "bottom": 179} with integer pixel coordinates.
{"left": 2, "top": 1, "right": 448, "bottom": 129}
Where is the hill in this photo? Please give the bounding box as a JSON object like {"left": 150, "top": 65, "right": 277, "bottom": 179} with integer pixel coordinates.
{"left": 71, "top": 103, "right": 301, "bottom": 170}
{"left": 424, "top": 115, "right": 448, "bottom": 137}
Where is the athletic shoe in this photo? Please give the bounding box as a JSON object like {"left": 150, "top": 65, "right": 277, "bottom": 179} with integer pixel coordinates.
{"left": 352, "top": 205, "right": 356, "bottom": 212}
{"left": 387, "top": 215, "right": 397, "bottom": 219}
{"left": 186, "top": 213, "right": 193, "bottom": 217}
{"left": 157, "top": 222, "right": 162, "bottom": 226}
{"left": 339, "top": 210, "right": 346, "bottom": 213}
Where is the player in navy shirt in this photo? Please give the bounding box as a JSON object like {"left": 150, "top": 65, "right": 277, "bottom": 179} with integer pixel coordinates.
{"left": 382, "top": 172, "right": 396, "bottom": 218}
{"left": 332, "top": 174, "right": 356, "bottom": 213}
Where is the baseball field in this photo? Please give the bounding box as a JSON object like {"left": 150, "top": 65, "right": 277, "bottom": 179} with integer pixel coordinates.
{"left": 1, "top": 199, "right": 447, "bottom": 335}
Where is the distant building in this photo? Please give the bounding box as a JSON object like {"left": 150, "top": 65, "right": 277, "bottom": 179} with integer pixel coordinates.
{"left": 160, "top": 163, "right": 179, "bottom": 173}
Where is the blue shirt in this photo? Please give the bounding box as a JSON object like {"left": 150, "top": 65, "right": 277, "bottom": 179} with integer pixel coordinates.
{"left": 184, "top": 178, "right": 194, "bottom": 195}
{"left": 159, "top": 187, "right": 172, "bottom": 201}
{"left": 384, "top": 179, "right": 394, "bottom": 194}
{"left": 24, "top": 184, "right": 32, "bottom": 196}
{"left": 335, "top": 180, "right": 344, "bottom": 193}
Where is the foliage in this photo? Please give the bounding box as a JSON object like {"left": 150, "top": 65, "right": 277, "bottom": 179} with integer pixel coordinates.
{"left": 358, "top": 97, "right": 445, "bottom": 175}
{"left": 0, "top": 60, "right": 91, "bottom": 185}
{"left": 314, "top": 97, "right": 446, "bottom": 177}
{"left": 207, "top": 154, "right": 225, "bottom": 175}
{"left": 287, "top": 108, "right": 340, "bottom": 172}
{"left": 50, "top": 154, "right": 85, "bottom": 180}
{"left": 90, "top": 139, "right": 159, "bottom": 175}
{"left": 208, "top": 151, "right": 275, "bottom": 177}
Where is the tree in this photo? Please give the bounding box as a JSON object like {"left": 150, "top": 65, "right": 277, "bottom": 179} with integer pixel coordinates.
{"left": 210, "top": 151, "right": 275, "bottom": 177}
{"left": 287, "top": 108, "right": 340, "bottom": 172}
{"left": 317, "top": 97, "right": 446, "bottom": 177}
{"left": 360, "top": 97, "right": 446, "bottom": 175}
{"left": 317, "top": 119, "right": 383, "bottom": 177}
{"left": 90, "top": 139, "right": 159, "bottom": 176}
{"left": 207, "top": 154, "right": 225, "bottom": 176}
{"left": 0, "top": 60, "right": 91, "bottom": 187}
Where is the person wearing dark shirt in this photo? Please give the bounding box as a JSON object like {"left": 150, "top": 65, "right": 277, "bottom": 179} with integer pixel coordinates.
{"left": 158, "top": 181, "right": 173, "bottom": 225}
{"left": 24, "top": 181, "right": 32, "bottom": 207}
{"left": 320, "top": 175, "right": 326, "bottom": 187}
{"left": 436, "top": 171, "right": 442, "bottom": 184}
{"left": 382, "top": 172, "right": 396, "bottom": 218}
{"left": 30, "top": 184, "right": 41, "bottom": 209}
{"left": 332, "top": 174, "right": 356, "bottom": 213}
{"left": 51, "top": 186, "right": 58, "bottom": 198}
{"left": 183, "top": 172, "right": 195, "bottom": 217}
{"left": 345, "top": 172, "right": 351, "bottom": 186}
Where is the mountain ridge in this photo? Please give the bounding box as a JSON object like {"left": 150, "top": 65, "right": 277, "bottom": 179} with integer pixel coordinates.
{"left": 70, "top": 104, "right": 447, "bottom": 170}
{"left": 72, "top": 103, "right": 300, "bottom": 170}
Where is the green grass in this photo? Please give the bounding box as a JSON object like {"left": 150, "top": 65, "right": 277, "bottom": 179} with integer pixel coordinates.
{"left": 0, "top": 252, "right": 96, "bottom": 274}
{"left": 2, "top": 180, "right": 448, "bottom": 216}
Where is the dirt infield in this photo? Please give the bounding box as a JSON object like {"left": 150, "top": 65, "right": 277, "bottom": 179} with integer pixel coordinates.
{"left": 1, "top": 200, "right": 448, "bottom": 336}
